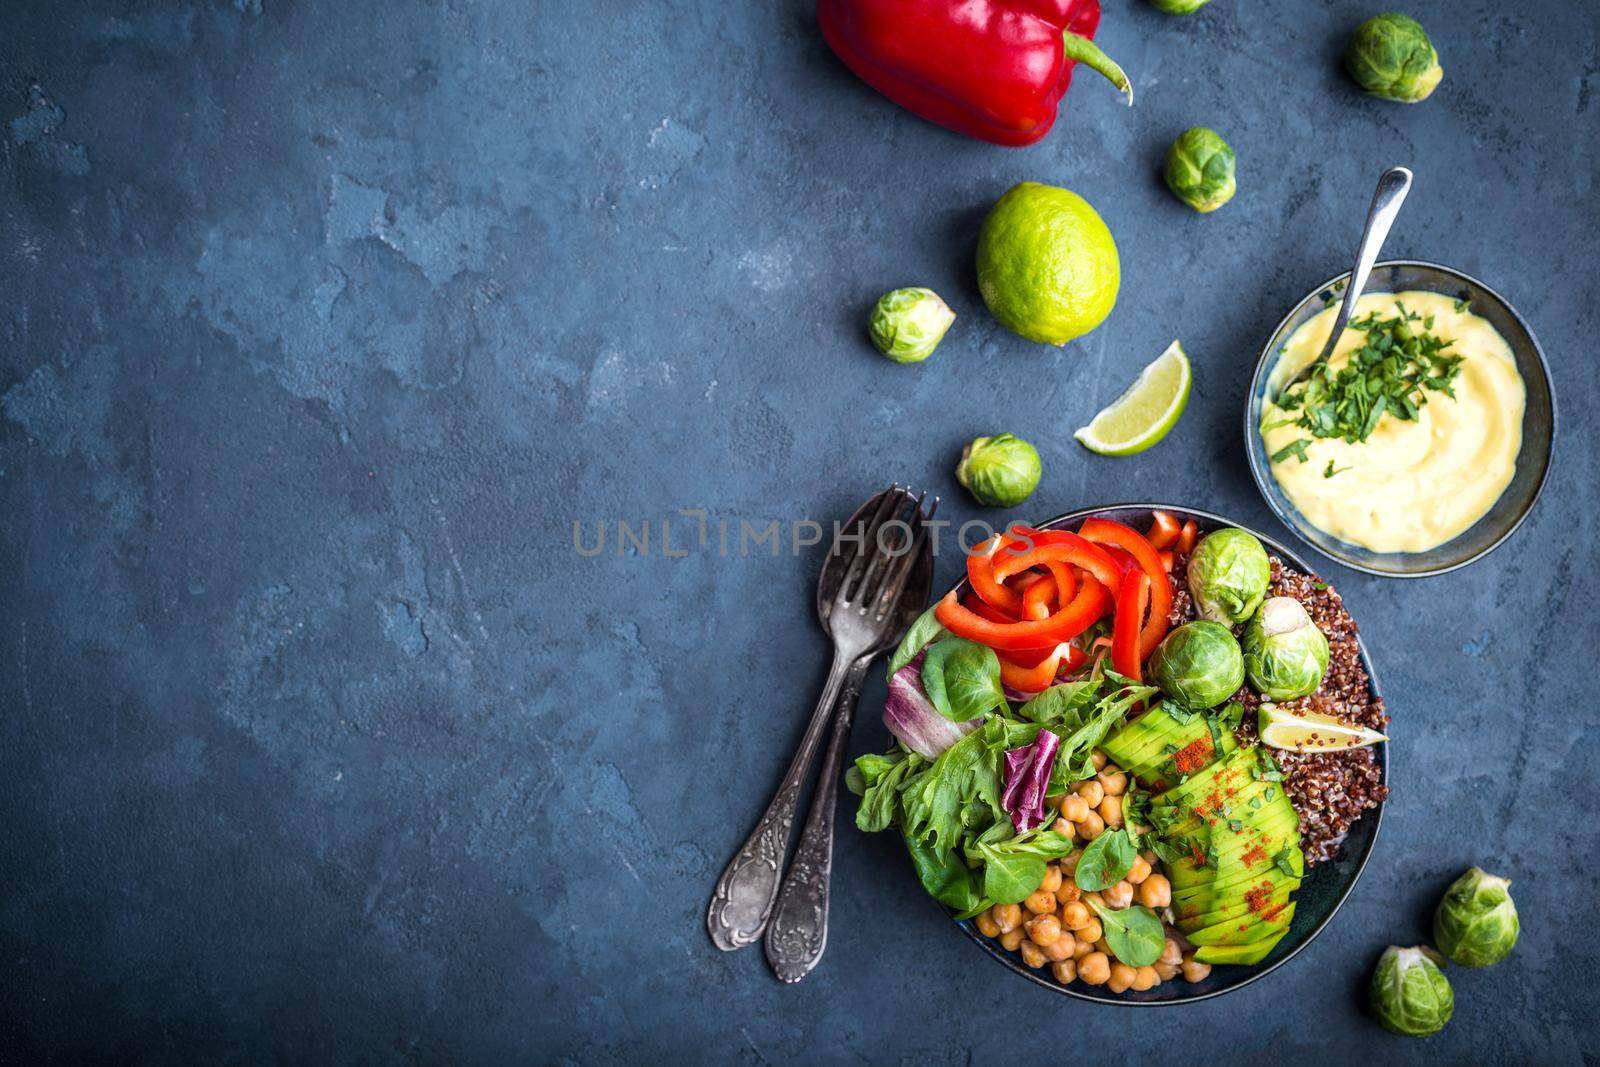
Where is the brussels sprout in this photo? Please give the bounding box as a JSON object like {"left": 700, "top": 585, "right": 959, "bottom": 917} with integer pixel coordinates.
{"left": 1345, "top": 13, "right": 1443, "bottom": 103}
{"left": 1164, "top": 128, "right": 1236, "bottom": 213}
{"left": 1242, "top": 597, "right": 1329, "bottom": 701}
{"left": 956, "top": 433, "right": 1041, "bottom": 508}
{"left": 1148, "top": 0, "right": 1211, "bottom": 13}
{"left": 1187, "top": 528, "right": 1271, "bottom": 625}
{"left": 869, "top": 287, "right": 956, "bottom": 364}
{"left": 1434, "top": 868, "right": 1520, "bottom": 967}
{"left": 1369, "top": 945, "right": 1453, "bottom": 1037}
{"left": 1149, "top": 621, "right": 1244, "bottom": 709}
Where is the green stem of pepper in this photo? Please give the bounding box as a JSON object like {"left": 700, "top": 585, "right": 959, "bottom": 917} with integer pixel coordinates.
{"left": 1062, "top": 33, "right": 1134, "bottom": 106}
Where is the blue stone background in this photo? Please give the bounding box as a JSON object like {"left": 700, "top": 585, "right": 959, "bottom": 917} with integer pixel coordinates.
{"left": 2, "top": 0, "right": 1596, "bottom": 1061}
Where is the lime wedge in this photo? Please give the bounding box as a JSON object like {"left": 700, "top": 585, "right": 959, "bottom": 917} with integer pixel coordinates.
{"left": 1073, "top": 341, "right": 1191, "bottom": 456}
{"left": 1258, "top": 703, "right": 1388, "bottom": 753}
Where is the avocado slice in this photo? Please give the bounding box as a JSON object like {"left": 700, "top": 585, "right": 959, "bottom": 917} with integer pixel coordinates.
{"left": 1193, "top": 927, "right": 1291, "bottom": 967}
{"left": 1102, "top": 703, "right": 1236, "bottom": 787}
{"left": 1176, "top": 879, "right": 1295, "bottom": 931}
{"left": 1184, "top": 901, "right": 1297, "bottom": 947}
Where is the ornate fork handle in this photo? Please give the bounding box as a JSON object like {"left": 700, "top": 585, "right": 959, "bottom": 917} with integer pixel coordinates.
{"left": 763, "top": 654, "right": 871, "bottom": 981}
{"left": 707, "top": 646, "right": 856, "bottom": 950}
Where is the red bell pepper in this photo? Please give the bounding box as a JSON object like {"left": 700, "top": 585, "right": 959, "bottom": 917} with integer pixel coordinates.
{"left": 816, "top": 0, "right": 1133, "bottom": 148}
{"left": 1000, "top": 642, "right": 1088, "bottom": 692}
{"left": 967, "top": 533, "right": 1026, "bottom": 616}
{"left": 1078, "top": 517, "right": 1173, "bottom": 659}
{"left": 991, "top": 529, "right": 1122, "bottom": 592}
{"left": 1021, "top": 572, "right": 1058, "bottom": 620}
{"left": 1111, "top": 568, "right": 1149, "bottom": 681}
{"left": 1146, "top": 510, "right": 1181, "bottom": 550}
{"left": 1176, "top": 518, "right": 1200, "bottom": 555}
{"left": 934, "top": 576, "right": 1111, "bottom": 651}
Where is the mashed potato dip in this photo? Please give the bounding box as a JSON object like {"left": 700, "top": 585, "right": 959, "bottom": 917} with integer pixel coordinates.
{"left": 1260, "top": 291, "right": 1525, "bottom": 553}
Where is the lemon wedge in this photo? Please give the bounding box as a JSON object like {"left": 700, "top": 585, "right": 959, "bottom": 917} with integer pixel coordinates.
{"left": 1258, "top": 703, "right": 1388, "bottom": 752}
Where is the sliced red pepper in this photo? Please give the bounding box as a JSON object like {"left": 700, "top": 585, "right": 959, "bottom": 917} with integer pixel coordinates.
{"left": 966, "top": 597, "right": 1019, "bottom": 625}
{"left": 1147, "top": 510, "right": 1181, "bottom": 550}
{"left": 1111, "top": 568, "right": 1149, "bottom": 681}
{"left": 1176, "top": 519, "right": 1200, "bottom": 555}
{"left": 1000, "top": 642, "right": 1089, "bottom": 692}
{"left": 1045, "top": 561, "right": 1078, "bottom": 606}
{"left": 1158, "top": 549, "right": 1174, "bottom": 573}
{"left": 1078, "top": 517, "right": 1174, "bottom": 659}
{"left": 1021, "top": 572, "right": 1058, "bottom": 621}
{"left": 966, "top": 533, "right": 1026, "bottom": 616}
{"left": 992, "top": 529, "right": 1122, "bottom": 591}
{"left": 934, "top": 576, "right": 1111, "bottom": 652}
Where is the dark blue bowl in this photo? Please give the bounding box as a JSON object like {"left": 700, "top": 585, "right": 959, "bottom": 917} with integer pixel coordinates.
{"left": 1244, "top": 261, "right": 1556, "bottom": 578}
{"left": 947, "top": 504, "right": 1386, "bottom": 1005}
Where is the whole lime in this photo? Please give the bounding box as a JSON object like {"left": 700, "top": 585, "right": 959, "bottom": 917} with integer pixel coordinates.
{"left": 976, "top": 182, "right": 1120, "bottom": 346}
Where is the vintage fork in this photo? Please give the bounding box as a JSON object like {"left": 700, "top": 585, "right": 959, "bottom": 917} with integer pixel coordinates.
{"left": 764, "top": 493, "right": 938, "bottom": 982}
{"left": 707, "top": 488, "right": 935, "bottom": 953}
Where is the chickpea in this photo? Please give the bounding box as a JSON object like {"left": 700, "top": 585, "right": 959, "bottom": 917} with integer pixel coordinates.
{"left": 1071, "top": 937, "right": 1094, "bottom": 961}
{"left": 1153, "top": 961, "right": 1181, "bottom": 982}
{"left": 1050, "top": 959, "right": 1078, "bottom": 984}
{"left": 1038, "top": 865, "right": 1063, "bottom": 893}
{"left": 1060, "top": 795, "right": 1090, "bottom": 822}
{"left": 1056, "top": 882, "right": 1082, "bottom": 905}
{"left": 1051, "top": 817, "right": 1076, "bottom": 841}
{"left": 975, "top": 912, "right": 1001, "bottom": 938}
{"left": 1060, "top": 851, "right": 1081, "bottom": 876}
{"left": 1081, "top": 890, "right": 1105, "bottom": 910}
{"left": 1136, "top": 873, "right": 1172, "bottom": 909}
{"left": 1077, "top": 780, "right": 1105, "bottom": 808}
{"left": 1024, "top": 890, "right": 1057, "bottom": 915}
{"left": 1131, "top": 965, "right": 1160, "bottom": 992}
{"left": 1060, "top": 901, "right": 1091, "bottom": 930}
{"left": 999, "top": 926, "right": 1026, "bottom": 952}
{"left": 1161, "top": 937, "right": 1184, "bottom": 967}
{"left": 1041, "top": 932, "right": 1076, "bottom": 962}
{"left": 1098, "top": 795, "right": 1125, "bottom": 829}
{"left": 1094, "top": 938, "right": 1112, "bottom": 956}
{"left": 1107, "top": 962, "right": 1137, "bottom": 993}
{"left": 991, "top": 903, "right": 1022, "bottom": 933}
{"left": 1182, "top": 952, "right": 1212, "bottom": 983}
{"left": 1078, "top": 952, "right": 1111, "bottom": 985}
{"left": 1102, "top": 880, "right": 1134, "bottom": 909}
{"left": 1126, "top": 855, "right": 1153, "bottom": 885}
{"left": 1097, "top": 768, "right": 1128, "bottom": 797}
{"left": 1019, "top": 940, "right": 1048, "bottom": 970}
{"left": 1079, "top": 917, "right": 1103, "bottom": 945}
{"left": 1024, "top": 914, "right": 1062, "bottom": 946}
{"left": 1077, "top": 810, "right": 1105, "bottom": 840}
{"left": 1091, "top": 750, "right": 1108, "bottom": 771}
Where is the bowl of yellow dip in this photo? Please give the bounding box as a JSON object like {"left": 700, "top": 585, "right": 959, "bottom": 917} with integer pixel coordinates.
{"left": 1246, "top": 261, "right": 1555, "bottom": 577}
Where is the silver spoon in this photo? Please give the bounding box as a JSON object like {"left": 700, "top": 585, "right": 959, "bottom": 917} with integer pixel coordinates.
{"left": 1276, "top": 166, "right": 1413, "bottom": 401}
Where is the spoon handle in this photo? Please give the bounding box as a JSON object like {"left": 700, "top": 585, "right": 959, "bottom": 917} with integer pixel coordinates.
{"left": 1281, "top": 166, "right": 1413, "bottom": 398}
{"left": 707, "top": 644, "right": 854, "bottom": 951}
{"left": 763, "top": 653, "right": 872, "bottom": 982}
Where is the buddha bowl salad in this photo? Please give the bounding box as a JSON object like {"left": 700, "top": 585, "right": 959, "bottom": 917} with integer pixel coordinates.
{"left": 848, "top": 511, "right": 1389, "bottom": 995}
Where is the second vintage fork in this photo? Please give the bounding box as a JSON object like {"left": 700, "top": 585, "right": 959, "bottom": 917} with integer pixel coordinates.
{"left": 706, "top": 488, "right": 934, "bottom": 954}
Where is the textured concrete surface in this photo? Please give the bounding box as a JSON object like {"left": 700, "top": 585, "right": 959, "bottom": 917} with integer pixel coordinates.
{"left": 2, "top": 1, "right": 1597, "bottom": 1062}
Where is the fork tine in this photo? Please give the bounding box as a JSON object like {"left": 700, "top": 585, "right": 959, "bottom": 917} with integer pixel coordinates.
{"left": 836, "top": 486, "right": 901, "bottom": 605}
{"left": 843, "top": 488, "right": 910, "bottom": 606}
{"left": 869, "top": 492, "right": 937, "bottom": 620}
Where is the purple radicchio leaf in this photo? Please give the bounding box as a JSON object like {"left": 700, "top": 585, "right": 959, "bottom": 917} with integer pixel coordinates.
{"left": 882, "top": 654, "right": 981, "bottom": 759}
{"left": 1001, "top": 729, "right": 1060, "bottom": 832}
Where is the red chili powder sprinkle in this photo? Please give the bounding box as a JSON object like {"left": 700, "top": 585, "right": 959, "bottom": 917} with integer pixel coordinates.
{"left": 1245, "top": 884, "right": 1272, "bottom": 913}
{"left": 1241, "top": 844, "right": 1268, "bottom": 867}
{"left": 1173, "top": 737, "right": 1213, "bottom": 773}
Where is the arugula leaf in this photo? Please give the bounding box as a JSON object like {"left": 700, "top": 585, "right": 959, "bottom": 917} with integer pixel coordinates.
{"left": 854, "top": 752, "right": 921, "bottom": 833}
{"left": 1016, "top": 679, "right": 1099, "bottom": 726}
{"left": 887, "top": 605, "right": 947, "bottom": 679}
{"left": 897, "top": 720, "right": 1007, "bottom": 858}
{"left": 921, "top": 637, "right": 1005, "bottom": 723}
{"left": 1089, "top": 900, "right": 1166, "bottom": 966}
{"left": 1052, "top": 678, "right": 1160, "bottom": 786}
{"left": 1074, "top": 828, "right": 1138, "bottom": 891}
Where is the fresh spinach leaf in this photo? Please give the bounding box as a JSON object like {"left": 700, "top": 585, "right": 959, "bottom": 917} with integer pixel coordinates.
{"left": 921, "top": 637, "right": 1005, "bottom": 723}
{"left": 887, "top": 604, "right": 947, "bottom": 680}
{"left": 1074, "top": 828, "right": 1138, "bottom": 891}
{"left": 1089, "top": 900, "right": 1165, "bottom": 966}
{"left": 974, "top": 828, "right": 1074, "bottom": 905}
{"left": 1016, "top": 679, "right": 1099, "bottom": 726}
{"left": 904, "top": 830, "right": 985, "bottom": 913}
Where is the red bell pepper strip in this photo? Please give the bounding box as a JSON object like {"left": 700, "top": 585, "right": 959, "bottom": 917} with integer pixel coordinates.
{"left": 815, "top": 0, "right": 1133, "bottom": 149}
{"left": 1022, "top": 572, "right": 1059, "bottom": 621}
{"left": 934, "top": 576, "right": 1111, "bottom": 652}
{"left": 1111, "top": 568, "right": 1149, "bottom": 681}
{"left": 1158, "top": 549, "right": 1174, "bottom": 573}
{"left": 1146, "top": 510, "right": 1181, "bottom": 550}
{"left": 1000, "top": 642, "right": 1088, "bottom": 692}
{"left": 967, "top": 596, "right": 1019, "bottom": 625}
{"left": 992, "top": 529, "right": 1123, "bottom": 592}
{"left": 1045, "top": 561, "right": 1078, "bottom": 606}
{"left": 1078, "top": 517, "right": 1174, "bottom": 660}
{"left": 967, "top": 533, "right": 1026, "bottom": 616}
{"left": 1176, "top": 519, "right": 1200, "bottom": 555}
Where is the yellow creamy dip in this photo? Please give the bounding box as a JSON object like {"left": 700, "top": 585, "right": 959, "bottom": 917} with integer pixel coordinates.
{"left": 1261, "top": 291, "right": 1525, "bottom": 553}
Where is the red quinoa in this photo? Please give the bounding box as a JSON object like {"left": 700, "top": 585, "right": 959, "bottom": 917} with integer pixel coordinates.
{"left": 1169, "top": 552, "right": 1389, "bottom": 866}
